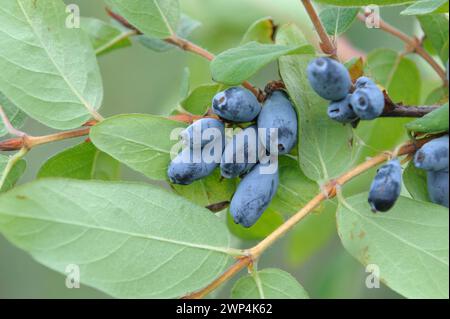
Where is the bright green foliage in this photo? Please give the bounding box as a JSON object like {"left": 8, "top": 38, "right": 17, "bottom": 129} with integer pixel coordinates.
{"left": 418, "top": 14, "right": 449, "bottom": 64}
{"left": 337, "top": 193, "right": 449, "bottom": 299}
{"left": 406, "top": 104, "right": 449, "bottom": 134}
{"left": 180, "top": 84, "right": 222, "bottom": 115}
{"left": 241, "top": 17, "right": 276, "bottom": 44}
{"left": 0, "top": 155, "right": 26, "bottom": 193}
{"left": 38, "top": 142, "right": 121, "bottom": 181}
{"left": 319, "top": 7, "right": 359, "bottom": 36}
{"left": 227, "top": 208, "right": 284, "bottom": 240}
{"left": 0, "top": 179, "right": 233, "bottom": 298}
{"left": 403, "top": 161, "right": 430, "bottom": 202}
{"left": 401, "top": 0, "right": 449, "bottom": 15}
{"left": 211, "top": 42, "right": 314, "bottom": 85}
{"left": 0, "top": 93, "right": 26, "bottom": 138}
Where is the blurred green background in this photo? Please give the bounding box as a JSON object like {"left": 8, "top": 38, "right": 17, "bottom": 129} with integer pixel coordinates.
{"left": 0, "top": 0, "right": 443, "bottom": 299}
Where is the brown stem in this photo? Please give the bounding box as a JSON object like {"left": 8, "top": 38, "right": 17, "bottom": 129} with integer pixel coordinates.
{"left": 301, "top": 0, "right": 337, "bottom": 58}
{"left": 182, "top": 256, "right": 252, "bottom": 299}
{"left": 357, "top": 14, "right": 447, "bottom": 84}
{"left": 0, "top": 127, "right": 90, "bottom": 151}
{"left": 381, "top": 104, "right": 440, "bottom": 117}
{"left": 183, "top": 137, "right": 434, "bottom": 299}
{"left": 106, "top": 8, "right": 264, "bottom": 101}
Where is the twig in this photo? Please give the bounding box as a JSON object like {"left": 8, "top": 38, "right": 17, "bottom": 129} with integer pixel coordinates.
{"left": 0, "top": 127, "right": 90, "bottom": 151}
{"left": 183, "top": 137, "right": 433, "bottom": 298}
{"left": 105, "top": 8, "right": 264, "bottom": 101}
{"left": 357, "top": 14, "right": 447, "bottom": 84}
{"left": 0, "top": 105, "right": 26, "bottom": 137}
{"left": 381, "top": 104, "right": 440, "bottom": 117}
{"left": 301, "top": 0, "right": 337, "bottom": 58}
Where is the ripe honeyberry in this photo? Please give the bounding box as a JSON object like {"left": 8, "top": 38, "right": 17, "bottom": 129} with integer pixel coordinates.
{"left": 307, "top": 57, "right": 352, "bottom": 101}
{"left": 230, "top": 163, "right": 279, "bottom": 228}
{"left": 414, "top": 135, "right": 449, "bottom": 172}
{"left": 327, "top": 94, "right": 358, "bottom": 123}
{"left": 221, "top": 125, "right": 262, "bottom": 179}
{"left": 167, "top": 146, "right": 221, "bottom": 185}
{"left": 350, "top": 80, "right": 384, "bottom": 120}
{"left": 355, "top": 76, "right": 376, "bottom": 89}
{"left": 368, "top": 159, "right": 402, "bottom": 212}
{"left": 427, "top": 170, "right": 449, "bottom": 208}
{"left": 257, "top": 91, "right": 298, "bottom": 155}
{"left": 179, "top": 118, "right": 225, "bottom": 149}
{"left": 212, "top": 87, "right": 261, "bottom": 122}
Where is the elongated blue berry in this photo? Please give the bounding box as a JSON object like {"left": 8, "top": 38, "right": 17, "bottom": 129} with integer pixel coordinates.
{"left": 179, "top": 118, "right": 225, "bottom": 149}
{"left": 212, "top": 87, "right": 261, "bottom": 122}
{"left": 414, "top": 135, "right": 449, "bottom": 172}
{"left": 257, "top": 91, "right": 298, "bottom": 155}
{"left": 350, "top": 81, "right": 384, "bottom": 120}
{"left": 368, "top": 159, "right": 402, "bottom": 212}
{"left": 307, "top": 57, "right": 352, "bottom": 101}
{"left": 327, "top": 94, "right": 358, "bottom": 123}
{"left": 427, "top": 170, "right": 449, "bottom": 208}
{"left": 168, "top": 145, "right": 222, "bottom": 185}
{"left": 230, "top": 163, "right": 279, "bottom": 227}
{"left": 221, "top": 125, "right": 262, "bottom": 179}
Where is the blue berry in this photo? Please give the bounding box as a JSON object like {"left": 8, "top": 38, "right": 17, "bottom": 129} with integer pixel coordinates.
{"left": 368, "top": 159, "right": 402, "bottom": 212}
{"left": 327, "top": 94, "right": 358, "bottom": 123}
{"left": 168, "top": 147, "right": 220, "bottom": 185}
{"left": 307, "top": 57, "right": 352, "bottom": 101}
{"left": 212, "top": 87, "right": 261, "bottom": 122}
{"left": 257, "top": 91, "right": 298, "bottom": 155}
{"left": 221, "top": 125, "right": 261, "bottom": 179}
{"left": 427, "top": 170, "right": 449, "bottom": 208}
{"left": 350, "top": 82, "right": 384, "bottom": 120}
{"left": 230, "top": 163, "right": 279, "bottom": 228}
{"left": 179, "top": 118, "right": 225, "bottom": 149}
{"left": 414, "top": 135, "right": 449, "bottom": 172}
{"left": 355, "top": 76, "right": 376, "bottom": 89}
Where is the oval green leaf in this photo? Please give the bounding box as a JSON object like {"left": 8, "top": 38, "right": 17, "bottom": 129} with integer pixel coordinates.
{"left": 319, "top": 7, "right": 359, "bottom": 36}
{"left": 90, "top": 114, "right": 186, "bottom": 181}
{"left": 0, "top": 179, "right": 233, "bottom": 298}
{"left": 337, "top": 193, "right": 449, "bottom": 299}
{"left": 405, "top": 103, "right": 449, "bottom": 134}
{"left": 0, "top": 155, "right": 26, "bottom": 193}
{"left": 0, "top": 0, "right": 103, "bottom": 129}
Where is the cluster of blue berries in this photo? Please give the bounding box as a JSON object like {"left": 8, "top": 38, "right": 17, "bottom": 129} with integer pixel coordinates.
{"left": 307, "top": 57, "right": 385, "bottom": 123}
{"left": 368, "top": 135, "right": 449, "bottom": 213}
{"left": 168, "top": 87, "right": 298, "bottom": 227}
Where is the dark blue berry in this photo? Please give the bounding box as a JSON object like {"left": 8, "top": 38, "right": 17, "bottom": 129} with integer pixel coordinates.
{"left": 350, "top": 81, "right": 384, "bottom": 120}
{"left": 368, "top": 159, "right": 402, "bottom": 212}
{"left": 221, "top": 125, "right": 261, "bottom": 179}
{"left": 229, "top": 163, "right": 279, "bottom": 228}
{"left": 427, "top": 169, "right": 449, "bottom": 208}
{"left": 180, "top": 118, "right": 225, "bottom": 149}
{"left": 307, "top": 57, "right": 352, "bottom": 101}
{"left": 327, "top": 94, "right": 358, "bottom": 123}
{"left": 212, "top": 87, "right": 261, "bottom": 122}
{"left": 257, "top": 91, "right": 298, "bottom": 155}
{"left": 414, "top": 135, "right": 449, "bottom": 172}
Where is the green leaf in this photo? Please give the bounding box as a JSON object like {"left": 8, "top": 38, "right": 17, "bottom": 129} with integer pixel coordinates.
{"left": 0, "top": 155, "right": 26, "bottom": 193}
{"left": 105, "top": 0, "right": 180, "bottom": 39}
{"left": 356, "top": 49, "right": 421, "bottom": 158}
{"left": 286, "top": 202, "right": 336, "bottom": 265}
{"left": 314, "top": 0, "right": 420, "bottom": 6}
{"left": 0, "top": 179, "right": 233, "bottom": 298}
{"left": 81, "top": 17, "right": 132, "bottom": 56}
{"left": 277, "top": 24, "right": 355, "bottom": 183}
{"left": 241, "top": 17, "right": 276, "bottom": 44}
{"left": 90, "top": 114, "right": 186, "bottom": 181}
{"left": 425, "top": 86, "right": 449, "bottom": 105}
{"left": 405, "top": 103, "right": 449, "bottom": 134}
{"left": 138, "top": 14, "right": 201, "bottom": 52}
{"left": 337, "top": 193, "right": 449, "bottom": 299}
{"left": 319, "top": 7, "right": 359, "bottom": 36}
{"left": 180, "top": 84, "right": 221, "bottom": 115}
{"left": 401, "top": 0, "right": 449, "bottom": 15}
{"left": 211, "top": 42, "right": 314, "bottom": 85}
{"left": 270, "top": 156, "right": 319, "bottom": 214}
{"left": 38, "top": 142, "right": 120, "bottom": 181}
{"left": 403, "top": 161, "right": 430, "bottom": 202}
{"left": 231, "top": 268, "right": 309, "bottom": 299}
{"left": 0, "top": 92, "right": 26, "bottom": 138}
{"left": 418, "top": 14, "right": 449, "bottom": 64}
{"left": 172, "top": 169, "right": 235, "bottom": 207}
{"left": 0, "top": 0, "right": 103, "bottom": 129}
{"left": 227, "top": 208, "right": 284, "bottom": 241}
